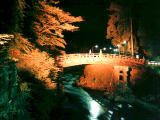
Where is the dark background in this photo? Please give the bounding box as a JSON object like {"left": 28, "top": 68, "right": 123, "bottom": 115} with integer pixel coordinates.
{"left": 59, "top": 0, "right": 110, "bottom": 53}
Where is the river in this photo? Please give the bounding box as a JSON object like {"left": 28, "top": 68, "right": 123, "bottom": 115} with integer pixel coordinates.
{"left": 58, "top": 66, "right": 160, "bottom": 120}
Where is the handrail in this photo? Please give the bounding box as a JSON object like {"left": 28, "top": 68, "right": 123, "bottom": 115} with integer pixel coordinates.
{"left": 56, "top": 53, "right": 145, "bottom": 66}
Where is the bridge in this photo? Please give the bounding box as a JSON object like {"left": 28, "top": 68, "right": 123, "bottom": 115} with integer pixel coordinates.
{"left": 55, "top": 53, "right": 147, "bottom": 68}
{"left": 54, "top": 53, "right": 160, "bottom": 80}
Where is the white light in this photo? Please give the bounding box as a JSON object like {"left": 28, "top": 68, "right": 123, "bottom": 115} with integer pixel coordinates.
{"left": 95, "top": 45, "right": 98, "bottom": 48}
{"left": 108, "top": 110, "right": 113, "bottom": 114}
{"left": 123, "top": 41, "right": 127, "bottom": 44}
{"left": 103, "top": 47, "right": 106, "bottom": 51}
{"left": 117, "top": 44, "right": 120, "bottom": 47}
{"left": 89, "top": 100, "right": 102, "bottom": 119}
{"left": 113, "top": 49, "right": 118, "bottom": 52}
{"left": 109, "top": 47, "right": 112, "bottom": 49}
{"left": 117, "top": 104, "right": 122, "bottom": 108}
{"left": 121, "top": 117, "right": 125, "bottom": 120}
{"left": 136, "top": 55, "right": 139, "bottom": 59}
{"left": 128, "top": 104, "right": 132, "bottom": 108}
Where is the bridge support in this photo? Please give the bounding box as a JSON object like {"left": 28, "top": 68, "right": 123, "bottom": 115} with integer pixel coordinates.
{"left": 113, "top": 66, "right": 129, "bottom": 84}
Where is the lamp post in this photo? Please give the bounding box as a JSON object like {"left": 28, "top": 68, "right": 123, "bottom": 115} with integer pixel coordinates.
{"left": 91, "top": 45, "right": 98, "bottom": 53}
{"left": 103, "top": 47, "right": 106, "bottom": 51}
{"left": 113, "top": 48, "right": 118, "bottom": 54}
{"left": 116, "top": 41, "right": 127, "bottom": 55}
{"left": 102, "top": 47, "right": 106, "bottom": 53}
{"left": 117, "top": 44, "right": 120, "bottom": 55}
{"left": 95, "top": 45, "right": 98, "bottom": 48}
{"left": 109, "top": 47, "right": 112, "bottom": 53}
{"left": 122, "top": 41, "right": 127, "bottom": 55}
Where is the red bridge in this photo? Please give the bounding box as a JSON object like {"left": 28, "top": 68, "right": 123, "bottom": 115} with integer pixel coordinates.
{"left": 56, "top": 53, "right": 146, "bottom": 68}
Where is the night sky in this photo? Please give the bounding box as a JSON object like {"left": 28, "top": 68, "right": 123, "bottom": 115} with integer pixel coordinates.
{"left": 59, "top": 0, "right": 109, "bottom": 53}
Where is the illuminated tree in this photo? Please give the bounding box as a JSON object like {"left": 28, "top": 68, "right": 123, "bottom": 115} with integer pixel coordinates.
{"left": 106, "top": 2, "right": 130, "bottom": 46}
{"left": 9, "top": 33, "right": 56, "bottom": 88}
{"left": 33, "top": 1, "right": 83, "bottom": 50}
{"left": 9, "top": 1, "right": 83, "bottom": 88}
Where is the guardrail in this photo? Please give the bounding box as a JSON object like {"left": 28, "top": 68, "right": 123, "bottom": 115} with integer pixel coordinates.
{"left": 56, "top": 53, "right": 146, "bottom": 67}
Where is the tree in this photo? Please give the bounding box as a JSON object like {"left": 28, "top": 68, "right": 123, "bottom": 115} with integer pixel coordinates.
{"left": 9, "top": 0, "right": 83, "bottom": 88}
{"left": 106, "top": 2, "right": 130, "bottom": 47}
{"left": 33, "top": 1, "right": 83, "bottom": 51}
{"left": 106, "top": 2, "right": 143, "bottom": 56}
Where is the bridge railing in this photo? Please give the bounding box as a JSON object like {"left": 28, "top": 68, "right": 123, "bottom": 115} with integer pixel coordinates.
{"left": 56, "top": 53, "right": 146, "bottom": 66}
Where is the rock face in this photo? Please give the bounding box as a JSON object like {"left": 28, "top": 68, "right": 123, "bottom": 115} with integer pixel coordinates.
{"left": 0, "top": 61, "right": 27, "bottom": 120}
{"left": 78, "top": 64, "right": 146, "bottom": 92}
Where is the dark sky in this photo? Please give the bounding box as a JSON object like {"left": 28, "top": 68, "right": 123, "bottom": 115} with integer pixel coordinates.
{"left": 0, "top": 0, "right": 14, "bottom": 33}
{"left": 59, "top": 0, "right": 109, "bottom": 53}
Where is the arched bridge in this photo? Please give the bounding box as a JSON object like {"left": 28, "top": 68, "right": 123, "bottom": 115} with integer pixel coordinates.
{"left": 55, "top": 53, "right": 147, "bottom": 68}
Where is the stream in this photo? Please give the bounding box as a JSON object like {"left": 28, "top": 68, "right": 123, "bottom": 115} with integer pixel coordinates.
{"left": 58, "top": 66, "right": 160, "bottom": 120}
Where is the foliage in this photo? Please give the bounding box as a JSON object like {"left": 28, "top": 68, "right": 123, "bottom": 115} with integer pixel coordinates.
{"left": 18, "top": 70, "right": 59, "bottom": 120}
{"left": 9, "top": 33, "right": 56, "bottom": 88}
{"left": 9, "top": 0, "right": 83, "bottom": 87}
{"left": 106, "top": 2, "right": 130, "bottom": 46}
{"left": 32, "top": 1, "right": 83, "bottom": 49}
{"left": 0, "top": 34, "right": 14, "bottom": 62}
{"left": 0, "top": 0, "right": 84, "bottom": 119}
{"left": 0, "top": 62, "right": 31, "bottom": 120}
{"left": 8, "top": 0, "right": 83, "bottom": 88}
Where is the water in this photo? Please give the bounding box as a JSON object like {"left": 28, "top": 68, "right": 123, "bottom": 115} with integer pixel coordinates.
{"left": 62, "top": 74, "right": 104, "bottom": 120}
{"left": 60, "top": 67, "right": 160, "bottom": 120}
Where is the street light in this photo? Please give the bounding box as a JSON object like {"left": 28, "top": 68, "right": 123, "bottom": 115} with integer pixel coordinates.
{"left": 109, "top": 47, "right": 112, "bottom": 50}
{"left": 103, "top": 47, "right": 106, "bottom": 51}
{"left": 91, "top": 45, "right": 99, "bottom": 53}
{"left": 122, "top": 41, "right": 127, "bottom": 55}
{"left": 136, "top": 55, "right": 139, "bottom": 59}
{"left": 95, "top": 45, "right": 98, "bottom": 48}
{"left": 113, "top": 49, "right": 118, "bottom": 52}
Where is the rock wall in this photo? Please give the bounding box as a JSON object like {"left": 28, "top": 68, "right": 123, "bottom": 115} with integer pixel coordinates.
{"left": 78, "top": 64, "right": 146, "bottom": 91}
{"left": 0, "top": 62, "right": 29, "bottom": 120}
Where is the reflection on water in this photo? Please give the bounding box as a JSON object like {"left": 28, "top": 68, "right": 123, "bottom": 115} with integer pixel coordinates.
{"left": 61, "top": 71, "right": 160, "bottom": 120}
{"left": 60, "top": 66, "right": 160, "bottom": 120}
{"left": 89, "top": 100, "right": 104, "bottom": 120}
{"left": 62, "top": 74, "right": 104, "bottom": 120}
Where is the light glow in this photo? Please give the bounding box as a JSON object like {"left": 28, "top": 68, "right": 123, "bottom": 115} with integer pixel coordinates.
{"left": 117, "top": 44, "right": 120, "bottom": 47}
{"left": 95, "top": 45, "right": 98, "bottom": 48}
{"left": 123, "top": 41, "right": 127, "bottom": 44}
{"left": 89, "top": 100, "right": 102, "bottom": 119}
{"left": 103, "top": 47, "right": 106, "bottom": 51}
{"left": 136, "top": 55, "right": 139, "bottom": 59}
{"left": 114, "top": 49, "right": 118, "bottom": 52}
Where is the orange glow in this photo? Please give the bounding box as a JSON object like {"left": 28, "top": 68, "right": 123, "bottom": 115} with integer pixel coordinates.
{"left": 57, "top": 53, "right": 145, "bottom": 68}
{"left": 33, "top": 1, "right": 83, "bottom": 48}
{"left": 8, "top": 49, "right": 21, "bottom": 57}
